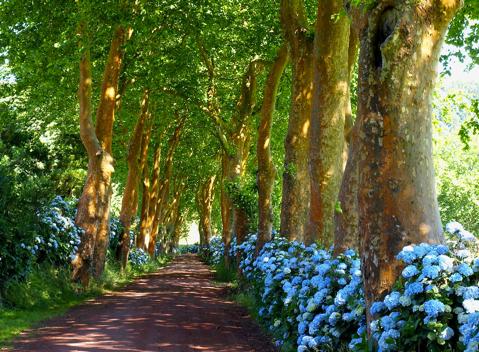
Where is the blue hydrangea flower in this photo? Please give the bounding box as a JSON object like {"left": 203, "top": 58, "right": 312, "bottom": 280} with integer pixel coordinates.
{"left": 457, "top": 263, "right": 474, "bottom": 277}
{"left": 440, "top": 326, "right": 454, "bottom": 340}
{"left": 371, "top": 302, "right": 387, "bottom": 315}
{"left": 402, "top": 265, "right": 419, "bottom": 279}
{"left": 384, "top": 291, "right": 401, "bottom": 310}
{"left": 405, "top": 282, "right": 424, "bottom": 297}
{"left": 422, "top": 265, "right": 441, "bottom": 279}
{"left": 450, "top": 273, "right": 463, "bottom": 282}
{"left": 423, "top": 299, "right": 446, "bottom": 318}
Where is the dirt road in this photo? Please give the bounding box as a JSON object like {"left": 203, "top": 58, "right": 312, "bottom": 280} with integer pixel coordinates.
{"left": 13, "top": 254, "right": 275, "bottom": 352}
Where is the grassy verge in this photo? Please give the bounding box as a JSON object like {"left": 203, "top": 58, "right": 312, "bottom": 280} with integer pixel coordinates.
{"left": 0, "top": 256, "right": 171, "bottom": 348}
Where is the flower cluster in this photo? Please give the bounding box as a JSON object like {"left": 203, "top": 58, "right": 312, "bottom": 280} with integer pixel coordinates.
{"left": 108, "top": 217, "right": 135, "bottom": 256}
{"left": 128, "top": 247, "right": 149, "bottom": 267}
{"left": 209, "top": 222, "right": 478, "bottom": 352}
{"left": 206, "top": 236, "right": 225, "bottom": 265}
{"left": 371, "top": 222, "right": 479, "bottom": 352}
{"left": 234, "top": 235, "right": 365, "bottom": 351}
{"left": 34, "top": 196, "right": 83, "bottom": 265}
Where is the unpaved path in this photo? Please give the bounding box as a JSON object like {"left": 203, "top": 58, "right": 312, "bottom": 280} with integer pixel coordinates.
{"left": 13, "top": 254, "right": 275, "bottom": 352}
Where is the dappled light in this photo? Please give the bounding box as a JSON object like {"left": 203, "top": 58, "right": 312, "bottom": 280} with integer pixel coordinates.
{"left": 14, "top": 255, "right": 274, "bottom": 352}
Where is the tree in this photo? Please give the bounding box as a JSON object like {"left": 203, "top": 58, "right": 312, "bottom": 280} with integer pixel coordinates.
{"left": 196, "top": 175, "right": 217, "bottom": 248}
{"left": 355, "top": 0, "right": 462, "bottom": 327}
{"left": 72, "top": 25, "right": 128, "bottom": 285}
{"left": 116, "top": 89, "right": 150, "bottom": 268}
{"left": 279, "top": 0, "right": 314, "bottom": 241}
{"left": 147, "top": 114, "right": 187, "bottom": 256}
{"left": 256, "top": 44, "right": 289, "bottom": 254}
{"left": 307, "top": 0, "right": 351, "bottom": 246}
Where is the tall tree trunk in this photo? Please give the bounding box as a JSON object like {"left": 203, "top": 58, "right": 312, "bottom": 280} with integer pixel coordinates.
{"left": 280, "top": 0, "right": 313, "bottom": 242}
{"left": 163, "top": 180, "right": 184, "bottom": 252}
{"left": 307, "top": 0, "right": 351, "bottom": 246}
{"left": 219, "top": 59, "right": 265, "bottom": 265}
{"left": 332, "top": 6, "right": 365, "bottom": 254}
{"left": 116, "top": 89, "right": 150, "bottom": 268}
{"left": 137, "top": 121, "right": 153, "bottom": 250}
{"left": 256, "top": 44, "right": 289, "bottom": 254}
{"left": 221, "top": 152, "right": 234, "bottom": 266}
{"left": 334, "top": 26, "right": 360, "bottom": 256}
{"left": 333, "top": 119, "right": 360, "bottom": 255}
{"left": 196, "top": 191, "right": 206, "bottom": 247}
{"left": 72, "top": 26, "right": 126, "bottom": 285}
{"left": 198, "top": 175, "right": 216, "bottom": 247}
{"left": 356, "top": 0, "right": 461, "bottom": 327}
{"left": 148, "top": 115, "right": 186, "bottom": 256}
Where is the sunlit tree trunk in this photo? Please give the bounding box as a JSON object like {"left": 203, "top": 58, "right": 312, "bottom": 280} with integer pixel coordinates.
{"left": 333, "top": 119, "right": 360, "bottom": 255}
{"left": 72, "top": 26, "right": 126, "bottom": 285}
{"left": 137, "top": 121, "right": 153, "bottom": 250}
{"left": 143, "top": 142, "right": 161, "bottom": 254}
{"left": 356, "top": 0, "right": 462, "bottom": 327}
{"left": 280, "top": 0, "right": 313, "bottom": 242}
{"left": 197, "top": 175, "right": 216, "bottom": 247}
{"left": 256, "top": 44, "right": 289, "bottom": 255}
{"left": 334, "top": 26, "right": 360, "bottom": 255}
{"left": 116, "top": 89, "right": 150, "bottom": 269}
{"left": 307, "top": 0, "right": 351, "bottom": 246}
{"left": 163, "top": 180, "right": 184, "bottom": 252}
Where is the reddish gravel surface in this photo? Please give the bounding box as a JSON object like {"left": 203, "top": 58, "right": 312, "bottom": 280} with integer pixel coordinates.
{"left": 13, "top": 254, "right": 275, "bottom": 352}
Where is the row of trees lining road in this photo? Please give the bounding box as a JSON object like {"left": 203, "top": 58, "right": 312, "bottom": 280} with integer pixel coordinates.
{"left": 0, "top": 0, "right": 478, "bottom": 336}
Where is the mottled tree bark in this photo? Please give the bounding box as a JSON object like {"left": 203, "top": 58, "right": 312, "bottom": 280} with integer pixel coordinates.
{"left": 280, "top": 0, "right": 313, "bottom": 242}
{"left": 116, "top": 89, "right": 150, "bottom": 268}
{"left": 256, "top": 44, "right": 289, "bottom": 255}
{"left": 356, "top": 0, "right": 462, "bottom": 327}
{"left": 72, "top": 26, "right": 126, "bottom": 285}
{"left": 307, "top": 0, "right": 351, "bottom": 246}
{"left": 333, "top": 118, "right": 360, "bottom": 255}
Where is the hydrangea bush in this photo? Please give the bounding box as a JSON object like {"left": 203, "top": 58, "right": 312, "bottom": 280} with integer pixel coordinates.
{"left": 206, "top": 236, "right": 225, "bottom": 265}
{"left": 209, "top": 222, "right": 479, "bottom": 352}
{"left": 28, "top": 196, "right": 83, "bottom": 266}
{"left": 371, "top": 222, "right": 479, "bottom": 352}
{"left": 178, "top": 244, "right": 199, "bottom": 254}
{"left": 128, "top": 247, "right": 149, "bottom": 267}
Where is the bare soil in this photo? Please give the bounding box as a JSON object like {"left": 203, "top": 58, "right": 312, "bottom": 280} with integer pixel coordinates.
{"left": 13, "top": 254, "right": 275, "bottom": 352}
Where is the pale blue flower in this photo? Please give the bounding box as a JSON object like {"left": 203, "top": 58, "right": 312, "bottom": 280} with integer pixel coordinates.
{"left": 402, "top": 265, "right": 419, "bottom": 279}
{"left": 440, "top": 326, "right": 454, "bottom": 340}
{"left": 464, "top": 299, "right": 479, "bottom": 314}
{"left": 457, "top": 263, "right": 474, "bottom": 277}
{"left": 446, "top": 221, "right": 464, "bottom": 234}
{"left": 450, "top": 273, "right": 463, "bottom": 282}
{"left": 423, "top": 299, "right": 446, "bottom": 318}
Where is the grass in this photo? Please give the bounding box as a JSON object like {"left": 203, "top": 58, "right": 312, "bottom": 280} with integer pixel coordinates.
{"left": 0, "top": 256, "right": 171, "bottom": 348}
{"left": 212, "top": 259, "right": 237, "bottom": 283}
